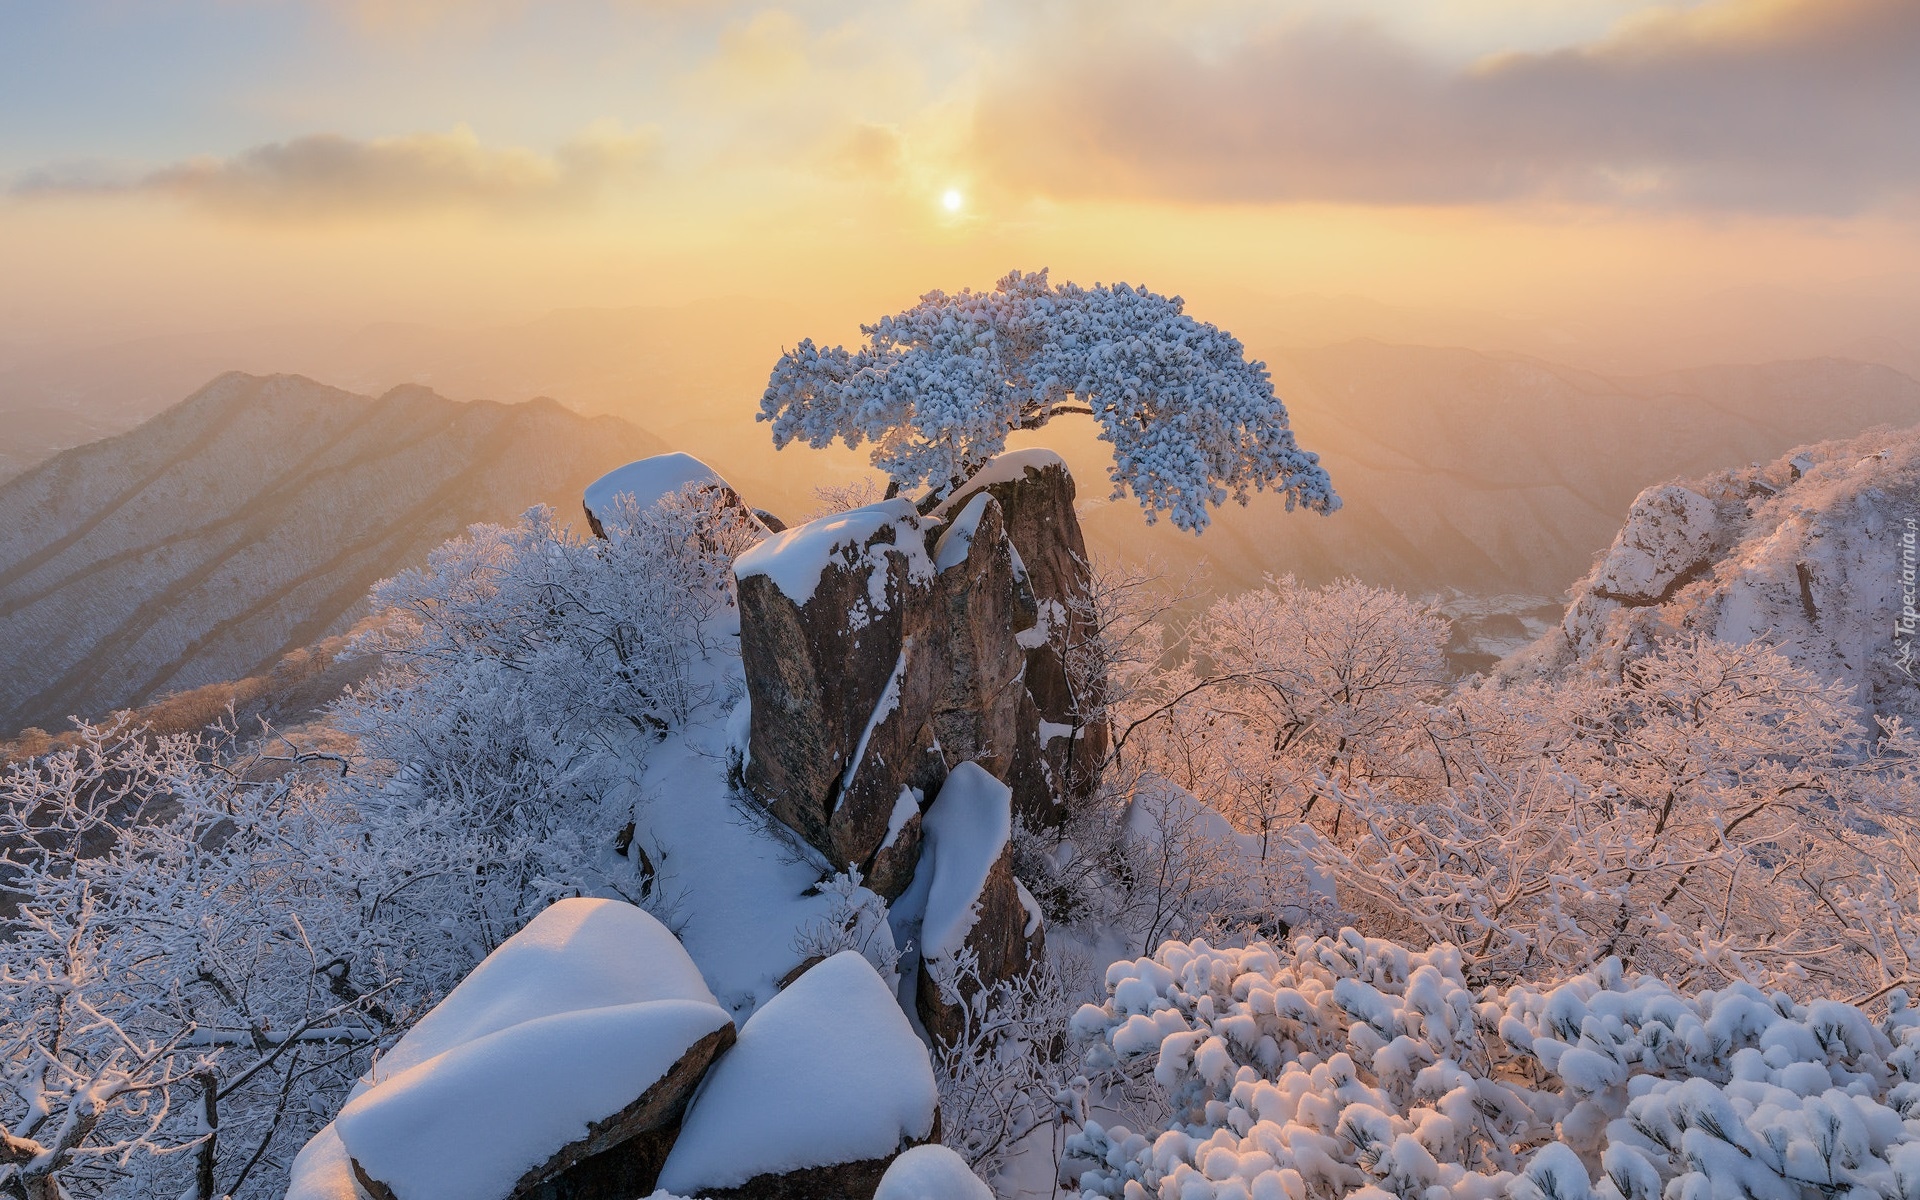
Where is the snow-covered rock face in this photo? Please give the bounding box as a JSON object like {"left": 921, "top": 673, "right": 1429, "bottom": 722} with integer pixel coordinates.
{"left": 734, "top": 450, "right": 1105, "bottom": 899}
{"left": 318, "top": 899, "right": 736, "bottom": 1200}
{"left": 1587, "top": 483, "right": 1721, "bottom": 604}
{"left": 1518, "top": 426, "right": 1920, "bottom": 728}
{"left": 656, "top": 951, "right": 939, "bottom": 1199}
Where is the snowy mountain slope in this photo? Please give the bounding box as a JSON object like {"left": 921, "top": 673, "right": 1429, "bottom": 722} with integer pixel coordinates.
{"left": 1508, "top": 422, "right": 1920, "bottom": 727}
{"left": 0, "top": 373, "right": 664, "bottom": 735}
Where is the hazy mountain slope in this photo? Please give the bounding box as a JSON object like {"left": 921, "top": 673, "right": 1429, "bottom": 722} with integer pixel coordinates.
{"left": 0, "top": 373, "right": 665, "bottom": 734}
{"left": 1021, "top": 345, "right": 1920, "bottom": 602}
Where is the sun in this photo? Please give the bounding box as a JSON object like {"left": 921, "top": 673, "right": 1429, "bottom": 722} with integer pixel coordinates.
{"left": 941, "top": 188, "right": 964, "bottom": 213}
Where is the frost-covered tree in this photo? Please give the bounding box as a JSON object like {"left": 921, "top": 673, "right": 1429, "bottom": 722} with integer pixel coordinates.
{"left": 0, "top": 722, "right": 391, "bottom": 1200}
{"left": 758, "top": 268, "right": 1339, "bottom": 532}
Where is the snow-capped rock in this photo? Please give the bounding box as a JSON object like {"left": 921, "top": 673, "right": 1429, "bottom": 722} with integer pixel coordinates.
{"left": 890, "top": 763, "right": 1045, "bottom": 1048}
{"left": 873, "top": 1144, "right": 994, "bottom": 1200}
{"left": 582, "top": 451, "right": 732, "bottom": 539}
{"left": 1586, "top": 483, "right": 1720, "bottom": 604}
{"left": 655, "top": 951, "right": 939, "bottom": 1199}
{"left": 324, "top": 899, "right": 735, "bottom": 1200}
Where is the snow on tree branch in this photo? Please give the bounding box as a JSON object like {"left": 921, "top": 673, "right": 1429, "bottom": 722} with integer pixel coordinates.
{"left": 758, "top": 268, "right": 1340, "bottom": 533}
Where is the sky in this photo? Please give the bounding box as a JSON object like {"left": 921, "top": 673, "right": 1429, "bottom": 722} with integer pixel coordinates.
{"left": 3, "top": 0, "right": 1919, "bottom": 364}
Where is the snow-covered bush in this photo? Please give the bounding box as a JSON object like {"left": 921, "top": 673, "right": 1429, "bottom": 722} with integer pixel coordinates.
{"left": 1066, "top": 931, "right": 1920, "bottom": 1200}
{"left": 333, "top": 486, "right": 762, "bottom": 961}
{"left": 759, "top": 268, "right": 1339, "bottom": 532}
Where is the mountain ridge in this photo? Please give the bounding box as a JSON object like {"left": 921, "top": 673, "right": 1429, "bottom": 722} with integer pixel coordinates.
{"left": 0, "top": 372, "right": 665, "bottom": 735}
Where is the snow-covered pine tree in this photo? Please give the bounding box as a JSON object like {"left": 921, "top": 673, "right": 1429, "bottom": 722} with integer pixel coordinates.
{"left": 757, "top": 269, "right": 1340, "bottom": 532}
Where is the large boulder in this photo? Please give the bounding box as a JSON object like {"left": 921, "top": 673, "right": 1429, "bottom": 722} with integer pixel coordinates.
{"left": 655, "top": 952, "right": 940, "bottom": 1200}
{"left": 1586, "top": 482, "right": 1721, "bottom": 605}
{"left": 323, "top": 899, "right": 735, "bottom": 1200}
{"left": 892, "top": 763, "right": 1045, "bottom": 1048}
{"left": 932, "top": 450, "right": 1109, "bottom": 818}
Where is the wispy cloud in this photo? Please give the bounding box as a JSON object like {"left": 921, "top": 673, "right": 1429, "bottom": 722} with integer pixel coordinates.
{"left": 14, "top": 123, "right": 658, "bottom": 220}
{"left": 974, "top": 0, "right": 1920, "bottom": 213}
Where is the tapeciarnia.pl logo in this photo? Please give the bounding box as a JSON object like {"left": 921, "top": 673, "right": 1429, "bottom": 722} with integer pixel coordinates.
{"left": 1898, "top": 516, "right": 1918, "bottom": 679}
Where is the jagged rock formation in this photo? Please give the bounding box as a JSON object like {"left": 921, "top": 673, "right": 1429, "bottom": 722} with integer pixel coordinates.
{"left": 732, "top": 449, "right": 1105, "bottom": 900}
{"left": 0, "top": 372, "right": 664, "bottom": 736}
{"left": 1509, "top": 424, "right": 1920, "bottom": 726}
{"left": 932, "top": 449, "right": 1108, "bottom": 817}
{"left": 734, "top": 498, "right": 949, "bottom": 894}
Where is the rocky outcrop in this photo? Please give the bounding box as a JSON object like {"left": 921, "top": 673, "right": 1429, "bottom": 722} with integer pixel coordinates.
{"left": 893, "top": 764, "right": 1045, "bottom": 1048}
{"left": 931, "top": 450, "right": 1109, "bottom": 820}
{"left": 734, "top": 500, "right": 945, "bottom": 878}
{"left": 1508, "top": 424, "right": 1920, "bottom": 728}
{"left": 733, "top": 451, "right": 1105, "bottom": 902}
{"left": 1584, "top": 483, "right": 1720, "bottom": 605}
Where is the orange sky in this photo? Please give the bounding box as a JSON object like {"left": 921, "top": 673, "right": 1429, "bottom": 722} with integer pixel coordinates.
{"left": 3, "top": 0, "right": 1918, "bottom": 369}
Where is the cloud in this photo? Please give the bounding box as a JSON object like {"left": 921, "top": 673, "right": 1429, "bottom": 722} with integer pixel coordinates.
{"left": 15, "top": 123, "right": 658, "bottom": 220}
{"left": 974, "top": 0, "right": 1920, "bottom": 213}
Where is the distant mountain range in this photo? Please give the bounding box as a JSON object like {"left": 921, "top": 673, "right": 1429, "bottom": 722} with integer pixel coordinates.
{"left": 4, "top": 327, "right": 1920, "bottom": 735}
{"left": 0, "top": 373, "right": 663, "bottom": 735}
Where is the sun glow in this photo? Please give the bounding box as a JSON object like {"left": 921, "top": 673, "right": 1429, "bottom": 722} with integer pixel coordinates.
{"left": 941, "top": 188, "right": 963, "bottom": 213}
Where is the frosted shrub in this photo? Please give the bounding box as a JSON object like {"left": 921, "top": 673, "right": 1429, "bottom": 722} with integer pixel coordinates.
{"left": 759, "top": 268, "right": 1338, "bottom": 532}
{"left": 0, "top": 722, "right": 388, "bottom": 1200}
{"left": 1066, "top": 932, "right": 1920, "bottom": 1200}
{"left": 333, "top": 486, "right": 763, "bottom": 958}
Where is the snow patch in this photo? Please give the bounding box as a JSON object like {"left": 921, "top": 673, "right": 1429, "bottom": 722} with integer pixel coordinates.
{"left": 882, "top": 786, "right": 921, "bottom": 851}
{"left": 933, "top": 491, "right": 994, "bottom": 571}
{"left": 838, "top": 647, "right": 907, "bottom": 804}
{"left": 656, "top": 951, "right": 938, "bottom": 1194}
